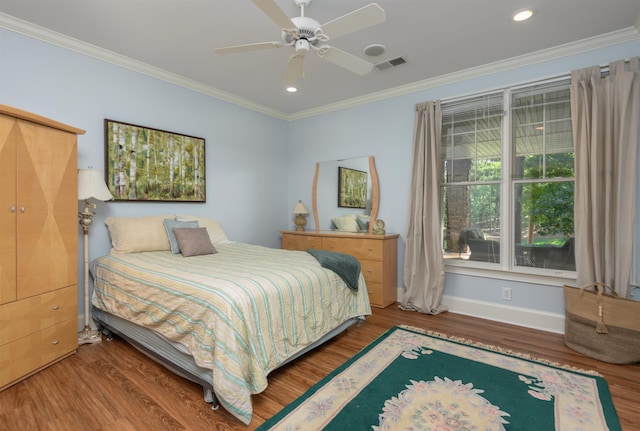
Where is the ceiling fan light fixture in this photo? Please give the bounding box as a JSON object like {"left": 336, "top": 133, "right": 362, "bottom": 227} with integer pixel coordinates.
{"left": 513, "top": 9, "right": 533, "bottom": 22}
{"left": 295, "top": 39, "right": 310, "bottom": 55}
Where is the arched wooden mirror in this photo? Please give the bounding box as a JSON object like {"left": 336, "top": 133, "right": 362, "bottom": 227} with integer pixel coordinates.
{"left": 312, "top": 156, "right": 379, "bottom": 233}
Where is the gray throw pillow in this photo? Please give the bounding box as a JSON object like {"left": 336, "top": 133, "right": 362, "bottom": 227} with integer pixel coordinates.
{"left": 163, "top": 218, "right": 199, "bottom": 253}
{"left": 173, "top": 227, "right": 217, "bottom": 257}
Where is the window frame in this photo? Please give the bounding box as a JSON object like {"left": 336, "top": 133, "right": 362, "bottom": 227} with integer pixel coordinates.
{"left": 442, "top": 82, "right": 577, "bottom": 284}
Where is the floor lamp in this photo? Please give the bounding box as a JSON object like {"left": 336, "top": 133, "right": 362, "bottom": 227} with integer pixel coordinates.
{"left": 77, "top": 168, "right": 113, "bottom": 345}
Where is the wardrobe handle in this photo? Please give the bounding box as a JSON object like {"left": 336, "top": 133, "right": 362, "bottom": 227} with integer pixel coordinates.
{"left": 52, "top": 305, "right": 60, "bottom": 310}
{"left": 20, "top": 207, "right": 25, "bottom": 213}
{"left": 10, "top": 206, "right": 15, "bottom": 213}
{"left": 52, "top": 340, "right": 59, "bottom": 345}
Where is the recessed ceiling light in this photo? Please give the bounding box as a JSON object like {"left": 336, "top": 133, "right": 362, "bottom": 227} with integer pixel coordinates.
{"left": 513, "top": 9, "right": 533, "bottom": 22}
{"left": 286, "top": 86, "right": 297, "bottom": 93}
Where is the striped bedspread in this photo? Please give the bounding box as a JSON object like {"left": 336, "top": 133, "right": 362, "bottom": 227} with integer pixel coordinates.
{"left": 91, "top": 242, "right": 371, "bottom": 424}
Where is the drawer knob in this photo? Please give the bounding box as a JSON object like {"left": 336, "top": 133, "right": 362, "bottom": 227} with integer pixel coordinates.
{"left": 20, "top": 207, "right": 25, "bottom": 213}
{"left": 52, "top": 305, "right": 60, "bottom": 310}
{"left": 367, "top": 269, "right": 374, "bottom": 273}
{"left": 10, "top": 206, "right": 15, "bottom": 213}
{"left": 368, "top": 248, "right": 373, "bottom": 251}
{"left": 52, "top": 340, "right": 59, "bottom": 345}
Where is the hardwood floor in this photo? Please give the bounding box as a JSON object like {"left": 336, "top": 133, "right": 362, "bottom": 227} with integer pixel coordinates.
{"left": 1, "top": 306, "right": 638, "bottom": 430}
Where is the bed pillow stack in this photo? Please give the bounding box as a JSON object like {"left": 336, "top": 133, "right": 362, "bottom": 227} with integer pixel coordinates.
{"left": 105, "top": 214, "right": 230, "bottom": 256}
{"left": 176, "top": 214, "right": 231, "bottom": 244}
{"left": 331, "top": 214, "right": 371, "bottom": 233}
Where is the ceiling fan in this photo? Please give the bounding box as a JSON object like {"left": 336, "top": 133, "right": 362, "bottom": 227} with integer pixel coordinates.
{"left": 214, "top": 0, "right": 386, "bottom": 92}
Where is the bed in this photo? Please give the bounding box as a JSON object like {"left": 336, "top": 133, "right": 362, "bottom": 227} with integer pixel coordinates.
{"left": 91, "top": 214, "right": 371, "bottom": 425}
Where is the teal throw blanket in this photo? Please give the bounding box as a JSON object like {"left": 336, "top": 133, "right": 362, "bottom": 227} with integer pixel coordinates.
{"left": 307, "top": 249, "right": 361, "bottom": 291}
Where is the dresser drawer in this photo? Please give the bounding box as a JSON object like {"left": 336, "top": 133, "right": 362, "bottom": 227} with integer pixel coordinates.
{"left": 360, "top": 259, "right": 383, "bottom": 284}
{"left": 0, "top": 318, "right": 77, "bottom": 389}
{"left": 322, "top": 237, "right": 383, "bottom": 261}
{"left": 282, "top": 233, "right": 322, "bottom": 251}
{"left": 0, "top": 285, "right": 77, "bottom": 346}
{"left": 366, "top": 281, "right": 384, "bottom": 306}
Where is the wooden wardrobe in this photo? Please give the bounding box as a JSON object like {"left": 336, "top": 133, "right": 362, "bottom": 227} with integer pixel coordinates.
{"left": 0, "top": 104, "right": 84, "bottom": 390}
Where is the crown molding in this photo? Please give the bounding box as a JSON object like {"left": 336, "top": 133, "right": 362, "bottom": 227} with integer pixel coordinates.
{"left": 2, "top": 12, "right": 638, "bottom": 122}
{"left": 0, "top": 12, "right": 289, "bottom": 121}
{"left": 289, "top": 26, "right": 640, "bottom": 120}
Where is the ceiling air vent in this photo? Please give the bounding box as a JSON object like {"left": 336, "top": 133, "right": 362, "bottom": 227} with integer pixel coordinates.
{"left": 375, "top": 56, "right": 407, "bottom": 71}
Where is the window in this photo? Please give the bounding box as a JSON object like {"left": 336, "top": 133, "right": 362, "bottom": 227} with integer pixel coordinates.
{"left": 441, "top": 80, "right": 575, "bottom": 274}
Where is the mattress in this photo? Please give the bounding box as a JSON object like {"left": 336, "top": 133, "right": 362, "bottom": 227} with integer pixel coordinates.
{"left": 91, "top": 242, "right": 371, "bottom": 424}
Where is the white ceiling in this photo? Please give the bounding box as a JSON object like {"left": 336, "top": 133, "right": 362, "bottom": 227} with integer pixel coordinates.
{"left": 1, "top": 0, "right": 639, "bottom": 119}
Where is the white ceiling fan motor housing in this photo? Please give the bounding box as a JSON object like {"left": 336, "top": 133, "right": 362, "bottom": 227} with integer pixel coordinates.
{"left": 283, "top": 16, "right": 322, "bottom": 46}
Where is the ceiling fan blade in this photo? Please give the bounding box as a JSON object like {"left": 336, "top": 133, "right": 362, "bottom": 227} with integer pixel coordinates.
{"left": 214, "top": 41, "right": 284, "bottom": 55}
{"left": 317, "top": 46, "right": 374, "bottom": 76}
{"left": 320, "top": 3, "right": 385, "bottom": 40}
{"left": 251, "top": 0, "right": 296, "bottom": 30}
{"left": 283, "top": 54, "right": 305, "bottom": 88}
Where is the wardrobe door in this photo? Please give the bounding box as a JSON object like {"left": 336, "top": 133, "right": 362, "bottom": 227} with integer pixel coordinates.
{"left": 16, "top": 119, "right": 77, "bottom": 300}
{"left": 0, "top": 115, "right": 17, "bottom": 305}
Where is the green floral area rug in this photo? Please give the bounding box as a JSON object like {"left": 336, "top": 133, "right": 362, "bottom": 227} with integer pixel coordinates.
{"left": 257, "top": 325, "right": 620, "bottom": 431}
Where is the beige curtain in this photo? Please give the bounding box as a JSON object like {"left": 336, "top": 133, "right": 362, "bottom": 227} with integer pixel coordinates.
{"left": 571, "top": 57, "right": 640, "bottom": 298}
{"left": 400, "top": 101, "right": 447, "bottom": 314}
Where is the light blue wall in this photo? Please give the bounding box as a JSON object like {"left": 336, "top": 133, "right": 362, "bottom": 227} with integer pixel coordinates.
{"left": 1, "top": 29, "right": 289, "bottom": 319}
{"left": 287, "top": 39, "right": 640, "bottom": 316}
{"left": 2, "top": 25, "right": 638, "bottom": 324}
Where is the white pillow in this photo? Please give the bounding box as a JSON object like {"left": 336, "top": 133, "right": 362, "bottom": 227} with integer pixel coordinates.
{"left": 332, "top": 214, "right": 359, "bottom": 232}
{"left": 176, "top": 214, "right": 231, "bottom": 244}
{"left": 105, "top": 215, "right": 174, "bottom": 253}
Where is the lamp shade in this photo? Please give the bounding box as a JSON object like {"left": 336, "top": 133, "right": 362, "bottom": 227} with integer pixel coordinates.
{"left": 292, "top": 200, "right": 309, "bottom": 215}
{"left": 78, "top": 169, "right": 113, "bottom": 201}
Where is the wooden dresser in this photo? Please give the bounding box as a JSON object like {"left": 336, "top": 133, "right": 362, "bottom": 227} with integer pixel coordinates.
{"left": 281, "top": 230, "right": 398, "bottom": 308}
{"left": 0, "top": 105, "right": 83, "bottom": 390}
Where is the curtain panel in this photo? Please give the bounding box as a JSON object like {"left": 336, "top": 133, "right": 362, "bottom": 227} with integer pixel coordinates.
{"left": 571, "top": 57, "right": 640, "bottom": 298}
{"left": 400, "top": 101, "right": 447, "bottom": 314}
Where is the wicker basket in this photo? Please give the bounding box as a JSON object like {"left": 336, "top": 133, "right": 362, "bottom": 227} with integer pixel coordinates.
{"left": 564, "top": 283, "right": 640, "bottom": 364}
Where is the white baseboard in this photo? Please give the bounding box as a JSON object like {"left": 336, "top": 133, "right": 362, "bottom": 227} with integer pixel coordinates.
{"left": 440, "top": 294, "right": 565, "bottom": 334}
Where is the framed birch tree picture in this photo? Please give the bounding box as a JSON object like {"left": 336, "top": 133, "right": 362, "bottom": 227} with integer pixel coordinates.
{"left": 338, "top": 167, "right": 367, "bottom": 208}
{"left": 104, "top": 119, "right": 205, "bottom": 202}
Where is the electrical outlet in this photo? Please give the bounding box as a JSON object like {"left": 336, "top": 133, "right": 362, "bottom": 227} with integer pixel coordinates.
{"left": 502, "top": 287, "right": 512, "bottom": 301}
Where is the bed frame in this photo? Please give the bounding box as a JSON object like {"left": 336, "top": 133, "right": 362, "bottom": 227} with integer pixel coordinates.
{"left": 93, "top": 308, "right": 363, "bottom": 409}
